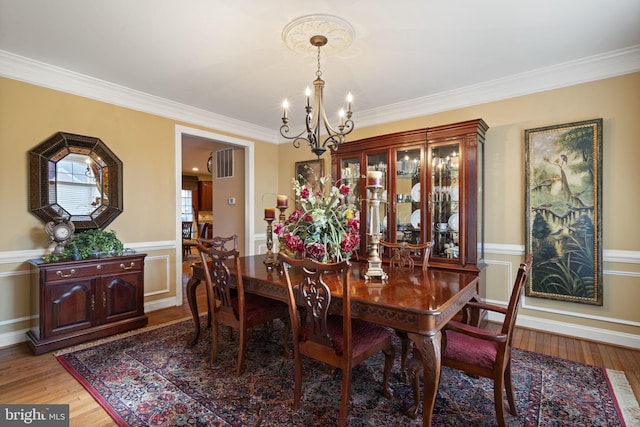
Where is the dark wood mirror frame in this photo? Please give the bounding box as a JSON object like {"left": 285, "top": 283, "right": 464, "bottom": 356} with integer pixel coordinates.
{"left": 29, "top": 132, "right": 123, "bottom": 231}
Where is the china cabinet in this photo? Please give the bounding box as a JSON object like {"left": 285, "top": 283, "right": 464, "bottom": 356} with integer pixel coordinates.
{"left": 27, "top": 254, "right": 148, "bottom": 354}
{"left": 331, "top": 119, "right": 488, "bottom": 273}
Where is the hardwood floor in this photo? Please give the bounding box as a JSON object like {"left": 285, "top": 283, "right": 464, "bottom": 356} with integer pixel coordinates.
{"left": 0, "top": 260, "right": 638, "bottom": 426}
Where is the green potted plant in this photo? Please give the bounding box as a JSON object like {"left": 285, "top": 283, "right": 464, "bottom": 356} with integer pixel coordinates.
{"left": 44, "top": 229, "right": 124, "bottom": 262}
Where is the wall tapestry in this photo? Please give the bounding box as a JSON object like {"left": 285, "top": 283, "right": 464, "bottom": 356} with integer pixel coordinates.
{"left": 525, "top": 118, "right": 603, "bottom": 305}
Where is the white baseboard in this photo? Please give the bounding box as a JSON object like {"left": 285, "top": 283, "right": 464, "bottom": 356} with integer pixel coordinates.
{"left": 0, "top": 328, "right": 30, "bottom": 350}
{"left": 144, "top": 296, "right": 181, "bottom": 313}
{"left": 487, "top": 311, "right": 640, "bottom": 349}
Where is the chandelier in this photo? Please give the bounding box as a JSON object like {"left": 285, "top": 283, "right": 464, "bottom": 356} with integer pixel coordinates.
{"left": 279, "top": 34, "right": 354, "bottom": 158}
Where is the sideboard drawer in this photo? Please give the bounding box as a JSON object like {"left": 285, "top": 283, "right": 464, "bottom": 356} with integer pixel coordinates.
{"left": 43, "top": 263, "right": 104, "bottom": 282}
{"left": 42, "top": 257, "right": 143, "bottom": 282}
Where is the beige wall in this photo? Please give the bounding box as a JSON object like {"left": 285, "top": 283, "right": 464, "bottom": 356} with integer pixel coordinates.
{"left": 278, "top": 72, "right": 640, "bottom": 346}
{"left": 1, "top": 72, "right": 639, "bottom": 349}
{"left": 0, "top": 77, "right": 276, "bottom": 344}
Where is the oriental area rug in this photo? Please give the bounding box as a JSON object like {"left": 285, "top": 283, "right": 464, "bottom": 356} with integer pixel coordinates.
{"left": 56, "top": 317, "right": 639, "bottom": 426}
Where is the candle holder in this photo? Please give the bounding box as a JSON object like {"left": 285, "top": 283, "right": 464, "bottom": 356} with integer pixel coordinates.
{"left": 263, "top": 218, "right": 280, "bottom": 268}
{"left": 364, "top": 184, "right": 388, "bottom": 281}
{"left": 277, "top": 206, "right": 287, "bottom": 223}
{"left": 277, "top": 206, "right": 287, "bottom": 253}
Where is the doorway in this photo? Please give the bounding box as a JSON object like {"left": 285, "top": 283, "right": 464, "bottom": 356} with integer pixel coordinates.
{"left": 175, "top": 125, "right": 255, "bottom": 306}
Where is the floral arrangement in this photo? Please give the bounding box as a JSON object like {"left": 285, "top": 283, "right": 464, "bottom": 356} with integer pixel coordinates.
{"left": 274, "top": 175, "right": 360, "bottom": 262}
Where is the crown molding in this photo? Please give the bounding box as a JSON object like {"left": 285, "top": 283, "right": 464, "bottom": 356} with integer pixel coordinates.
{"left": 357, "top": 45, "right": 640, "bottom": 128}
{"left": 2, "top": 45, "right": 639, "bottom": 141}
{"left": 0, "top": 50, "right": 278, "bottom": 144}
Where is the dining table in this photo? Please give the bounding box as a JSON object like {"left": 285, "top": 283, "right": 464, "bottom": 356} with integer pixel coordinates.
{"left": 186, "top": 253, "right": 480, "bottom": 426}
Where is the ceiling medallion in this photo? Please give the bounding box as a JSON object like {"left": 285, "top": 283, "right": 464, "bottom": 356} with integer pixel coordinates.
{"left": 282, "top": 14, "right": 355, "bottom": 57}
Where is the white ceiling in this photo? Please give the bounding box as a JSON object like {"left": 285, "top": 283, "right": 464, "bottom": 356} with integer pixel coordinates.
{"left": 1, "top": 0, "right": 640, "bottom": 155}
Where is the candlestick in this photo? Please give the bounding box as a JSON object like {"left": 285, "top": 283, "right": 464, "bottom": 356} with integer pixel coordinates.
{"left": 276, "top": 195, "right": 288, "bottom": 208}
{"left": 367, "top": 170, "right": 383, "bottom": 187}
{"left": 364, "top": 185, "right": 388, "bottom": 281}
{"left": 264, "top": 207, "right": 275, "bottom": 220}
{"left": 277, "top": 205, "right": 287, "bottom": 251}
{"left": 277, "top": 206, "right": 287, "bottom": 224}
{"left": 263, "top": 218, "right": 279, "bottom": 268}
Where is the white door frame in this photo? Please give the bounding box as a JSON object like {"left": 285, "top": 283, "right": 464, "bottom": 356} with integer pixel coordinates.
{"left": 174, "top": 125, "right": 255, "bottom": 306}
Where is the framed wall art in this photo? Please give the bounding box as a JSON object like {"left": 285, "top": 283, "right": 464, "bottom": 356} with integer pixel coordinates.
{"left": 294, "top": 159, "right": 324, "bottom": 193}
{"left": 525, "top": 118, "right": 603, "bottom": 305}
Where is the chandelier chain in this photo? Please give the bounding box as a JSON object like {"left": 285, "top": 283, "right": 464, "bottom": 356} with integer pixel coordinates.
{"left": 316, "top": 46, "right": 323, "bottom": 79}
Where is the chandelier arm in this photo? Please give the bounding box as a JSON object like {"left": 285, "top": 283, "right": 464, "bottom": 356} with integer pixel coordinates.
{"left": 280, "top": 124, "right": 309, "bottom": 149}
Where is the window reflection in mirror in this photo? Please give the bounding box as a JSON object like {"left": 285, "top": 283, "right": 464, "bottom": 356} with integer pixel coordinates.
{"left": 55, "top": 153, "right": 103, "bottom": 215}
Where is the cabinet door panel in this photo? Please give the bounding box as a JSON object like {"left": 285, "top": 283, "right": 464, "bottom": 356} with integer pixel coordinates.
{"left": 429, "top": 142, "right": 462, "bottom": 262}
{"left": 365, "top": 152, "right": 388, "bottom": 249}
{"left": 393, "top": 147, "right": 423, "bottom": 246}
{"left": 45, "top": 280, "right": 94, "bottom": 337}
{"left": 198, "top": 180, "right": 213, "bottom": 211}
{"left": 102, "top": 273, "right": 142, "bottom": 322}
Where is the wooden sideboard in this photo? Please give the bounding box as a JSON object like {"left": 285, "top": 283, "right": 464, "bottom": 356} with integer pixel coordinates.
{"left": 27, "top": 254, "right": 148, "bottom": 354}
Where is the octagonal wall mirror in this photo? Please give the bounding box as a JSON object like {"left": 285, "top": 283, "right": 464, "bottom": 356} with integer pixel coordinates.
{"left": 29, "top": 132, "right": 123, "bottom": 231}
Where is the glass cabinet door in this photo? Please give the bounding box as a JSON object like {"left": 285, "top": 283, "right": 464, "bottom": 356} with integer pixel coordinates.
{"left": 393, "top": 147, "right": 422, "bottom": 244}
{"left": 365, "top": 152, "right": 388, "bottom": 247}
{"left": 339, "top": 156, "right": 361, "bottom": 204}
{"left": 429, "top": 143, "right": 460, "bottom": 261}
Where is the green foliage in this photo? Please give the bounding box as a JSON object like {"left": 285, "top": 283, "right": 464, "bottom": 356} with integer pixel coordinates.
{"left": 558, "top": 127, "right": 595, "bottom": 180}
{"left": 531, "top": 212, "right": 551, "bottom": 240}
{"left": 44, "top": 229, "right": 124, "bottom": 262}
{"left": 532, "top": 218, "right": 595, "bottom": 298}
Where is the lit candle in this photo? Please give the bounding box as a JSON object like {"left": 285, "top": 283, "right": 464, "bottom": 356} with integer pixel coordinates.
{"left": 367, "top": 170, "right": 383, "bottom": 187}
{"left": 276, "top": 195, "right": 288, "bottom": 208}
{"left": 346, "top": 92, "right": 353, "bottom": 113}
{"left": 305, "top": 86, "right": 311, "bottom": 108}
{"left": 282, "top": 99, "right": 288, "bottom": 120}
{"left": 264, "top": 208, "right": 275, "bottom": 220}
{"left": 339, "top": 109, "right": 345, "bottom": 126}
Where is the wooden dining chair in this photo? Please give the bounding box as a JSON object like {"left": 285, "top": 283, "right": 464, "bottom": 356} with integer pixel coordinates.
{"left": 378, "top": 240, "right": 432, "bottom": 271}
{"left": 198, "top": 242, "right": 290, "bottom": 377}
{"left": 437, "top": 254, "right": 533, "bottom": 427}
{"left": 197, "top": 235, "right": 236, "bottom": 252}
{"left": 278, "top": 253, "right": 394, "bottom": 427}
{"left": 182, "top": 221, "right": 196, "bottom": 259}
{"left": 197, "top": 222, "right": 213, "bottom": 240}
{"left": 378, "top": 240, "right": 432, "bottom": 381}
{"left": 193, "top": 235, "right": 239, "bottom": 331}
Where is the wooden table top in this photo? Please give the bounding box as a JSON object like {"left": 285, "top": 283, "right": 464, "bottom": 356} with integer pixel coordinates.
{"left": 234, "top": 254, "right": 479, "bottom": 334}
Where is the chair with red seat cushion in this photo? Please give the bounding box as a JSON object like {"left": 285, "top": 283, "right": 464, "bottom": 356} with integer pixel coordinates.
{"left": 198, "top": 241, "right": 290, "bottom": 377}
{"left": 440, "top": 254, "right": 533, "bottom": 427}
{"left": 278, "top": 253, "right": 394, "bottom": 427}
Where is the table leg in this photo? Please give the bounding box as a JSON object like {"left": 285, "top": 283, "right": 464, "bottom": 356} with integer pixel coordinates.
{"left": 186, "top": 277, "right": 201, "bottom": 345}
{"left": 407, "top": 331, "right": 442, "bottom": 426}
